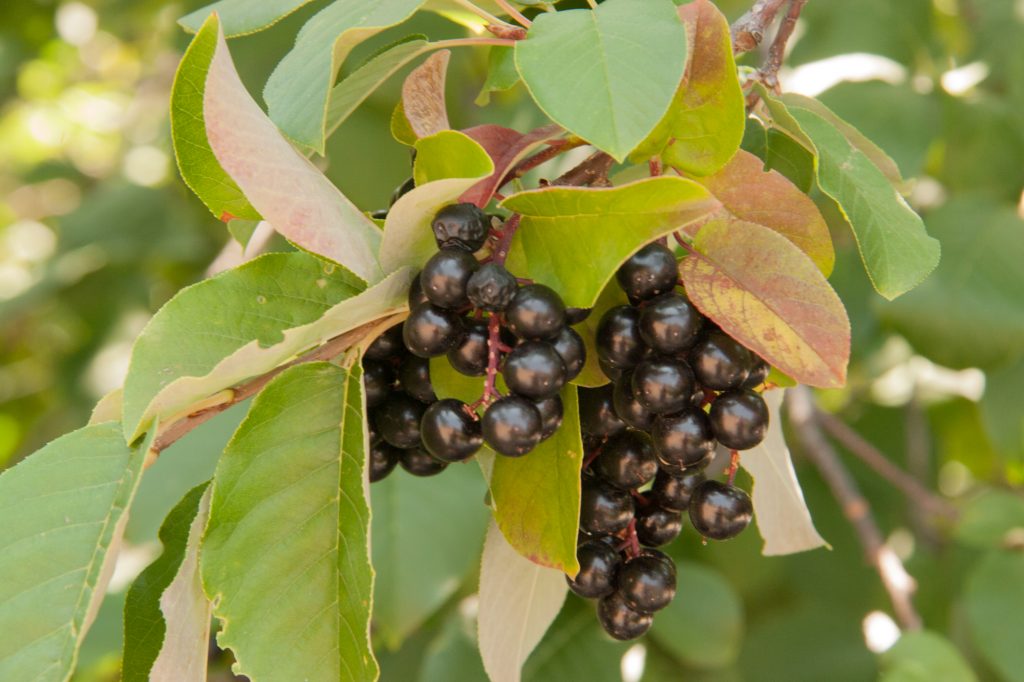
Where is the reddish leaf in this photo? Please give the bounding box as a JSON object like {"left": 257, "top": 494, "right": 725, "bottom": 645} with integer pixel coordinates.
{"left": 680, "top": 219, "right": 850, "bottom": 388}
{"left": 461, "top": 123, "right": 562, "bottom": 207}
{"left": 401, "top": 50, "right": 450, "bottom": 138}
{"left": 693, "top": 150, "right": 835, "bottom": 275}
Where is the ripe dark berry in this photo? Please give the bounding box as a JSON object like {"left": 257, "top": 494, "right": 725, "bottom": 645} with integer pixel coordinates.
{"left": 534, "top": 395, "right": 564, "bottom": 440}
{"left": 566, "top": 540, "right": 621, "bottom": 598}
{"left": 370, "top": 209, "right": 389, "bottom": 220}
{"left": 408, "top": 276, "right": 429, "bottom": 309}
{"left": 369, "top": 440, "right": 401, "bottom": 483}
{"left": 634, "top": 504, "right": 684, "bottom": 547}
{"left": 403, "top": 303, "right": 465, "bottom": 358}
{"left": 420, "top": 399, "right": 483, "bottom": 462}
{"left": 599, "top": 358, "right": 624, "bottom": 382}
{"left": 597, "top": 591, "right": 653, "bottom": 641}
{"left": 447, "top": 318, "right": 490, "bottom": 377}
{"left": 578, "top": 385, "right": 626, "bottom": 439}
{"left": 651, "top": 468, "right": 706, "bottom": 511}
{"left": 616, "top": 242, "right": 678, "bottom": 302}
{"left": 397, "top": 355, "right": 435, "bottom": 403}
{"left": 689, "top": 330, "right": 754, "bottom": 390}
{"left": 709, "top": 389, "right": 769, "bottom": 450}
{"left": 373, "top": 393, "right": 426, "bottom": 449}
{"left": 390, "top": 176, "right": 415, "bottom": 207}
{"left": 431, "top": 203, "right": 489, "bottom": 252}
{"left": 502, "top": 341, "right": 567, "bottom": 400}
{"left": 689, "top": 480, "right": 753, "bottom": 540}
{"left": 420, "top": 247, "right": 479, "bottom": 309}
{"left": 580, "top": 477, "right": 634, "bottom": 535}
{"left": 651, "top": 409, "right": 716, "bottom": 471}
{"left": 593, "top": 430, "right": 658, "bottom": 491}
{"left": 399, "top": 446, "right": 448, "bottom": 477}
{"left": 565, "top": 307, "right": 592, "bottom": 325}
{"left": 631, "top": 358, "right": 695, "bottom": 415}
{"left": 596, "top": 306, "right": 646, "bottom": 370}
{"left": 549, "top": 326, "right": 586, "bottom": 381}
{"left": 618, "top": 551, "right": 677, "bottom": 613}
{"left": 365, "top": 325, "right": 404, "bottom": 361}
{"left": 638, "top": 292, "right": 702, "bottom": 354}
{"left": 482, "top": 396, "right": 543, "bottom": 457}
{"left": 466, "top": 263, "right": 518, "bottom": 311}
{"left": 740, "top": 356, "right": 770, "bottom": 390}
{"left": 362, "top": 360, "right": 394, "bottom": 408}
{"left": 506, "top": 284, "right": 566, "bottom": 340}
{"left": 612, "top": 375, "right": 655, "bottom": 431}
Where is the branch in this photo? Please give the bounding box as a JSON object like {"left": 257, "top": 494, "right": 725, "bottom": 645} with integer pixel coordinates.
{"left": 759, "top": 0, "right": 807, "bottom": 90}
{"left": 551, "top": 150, "right": 614, "bottom": 187}
{"left": 731, "top": 0, "right": 788, "bottom": 55}
{"left": 492, "top": 0, "right": 532, "bottom": 28}
{"left": 787, "top": 386, "right": 923, "bottom": 631}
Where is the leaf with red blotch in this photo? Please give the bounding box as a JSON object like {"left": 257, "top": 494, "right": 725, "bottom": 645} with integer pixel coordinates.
{"left": 679, "top": 219, "right": 850, "bottom": 388}
{"left": 460, "top": 124, "right": 563, "bottom": 207}
{"left": 691, "top": 150, "right": 835, "bottom": 276}
{"left": 401, "top": 50, "right": 450, "bottom": 138}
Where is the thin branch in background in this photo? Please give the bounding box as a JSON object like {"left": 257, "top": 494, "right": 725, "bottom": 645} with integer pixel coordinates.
{"left": 492, "top": 0, "right": 533, "bottom": 28}
{"left": 759, "top": 0, "right": 807, "bottom": 89}
{"left": 451, "top": 0, "right": 515, "bottom": 28}
{"left": 731, "top": 0, "right": 789, "bottom": 55}
{"left": 905, "top": 391, "right": 942, "bottom": 546}
{"left": 551, "top": 150, "right": 614, "bottom": 187}
{"left": 787, "top": 386, "right": 923, "bottom": 632}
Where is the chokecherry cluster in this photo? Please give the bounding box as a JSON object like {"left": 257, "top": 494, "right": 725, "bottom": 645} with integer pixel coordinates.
{"left": 568, "top": 241, "right": 771, "bottom": 641}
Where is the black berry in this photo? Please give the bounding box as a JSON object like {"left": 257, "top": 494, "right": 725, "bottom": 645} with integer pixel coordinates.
{"left": 689, "top": 330, "right": 754, "bottom": 390}
{"left": 651, "top": 409, "right": 716, "bottom": 471}
{"left": 403, "top": 303, "right": 465, "bottom": 358}
{"left": 578, "top": 385, "right": 626, "bottom": 439}
{"left": 506, "top": 284, "right": 566, "bottom": 340}
{"left": 740, "top": 356, "right": 770, "bottom": 389}
{"left": 502, "top": 341, "right": 567, "bottom": 400}
{"left": 397, "top": 355, "right": 436, "bottom": 403}
{"left": 431, "top": 203, "right": 489, "bottom": 252}
{"left": 390, "top": 176, "right": 415, "bottom": 207}
{"left": 709, "top": 389, "right": 769, "bottom": 450}
{"left": 399, "top": 446, "right": 448, "bottom": 477}
{"left": 630, "top": 358, "right": 695, "bottom": 415}
{"left": 420, "top": 247, "right": 479, "bottom": 309}
{"left": 408, "top": 275, "right": 430, "bottom": 309}
{"left": 565, "top": 307, "right": 592, "bottom": 325}
{"left": 420, "top": 399, "right": 483, "bottom": 462}
{"left": 549, "top": 326, "right": 586, "bottom": 381}
{"left": 634, "top": 504, "right": 684, "bottom": 547}
{"left": 373, "top": 393, "right": 426, "bottom": 449}
{"left": 534, "top": 395, "right": 564, "bottom": 440}
{"left": 616, "top": 243, "right": 678, "bottom": 302}
{"left": 596, "top": 305, "right": 646, "bottom": 370}
{"left": 651, "top": 468, "right": 706, "bottom": 511}
{"left": 612, "top": 374, "right": 655, "bottom": 431}
{"left": 638, "top": 292, "right": 703, "bottom": 354}
{"left": 447, "top": 318, "right": 490, "bottom": 377}
{"left": 362, "top": 359, "right": 394, "bottom": 408}
{"left": 618, "top": 550, "right": 677, "bottom": 613}
{"left": 369, "top": 440, "right": 401, "bottom": 483}
{"left": 566, "top": 540, "right": 621, "bottom": 598}
{"left": 467, "top": 263, "right": 518, "bottom": 311}
{"left": 579, "top": 477, "right": 634, "bottom": 535}
{"left": 597, "top": 591, "right": 653, "bottom": 641}
{"left": 593, "top": 430, "right": 658, "bottom": 491}
{"left": 482, "top": 396, "right": 543, "bottom": 457}
{"left": 365, "top": 325, "right": 404, "bottom": 361}
{"left": 689, "top": 480, "right": 753, "bottom": 540}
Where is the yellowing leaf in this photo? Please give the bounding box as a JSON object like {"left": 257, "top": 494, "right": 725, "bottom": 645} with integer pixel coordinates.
{"left": 402, "top": 50, "right": 451, "bottom": 138}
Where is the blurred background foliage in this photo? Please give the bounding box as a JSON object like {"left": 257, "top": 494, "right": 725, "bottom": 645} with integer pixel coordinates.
{"left": 1, "top": 0, "right": 1023, "bottom": 680}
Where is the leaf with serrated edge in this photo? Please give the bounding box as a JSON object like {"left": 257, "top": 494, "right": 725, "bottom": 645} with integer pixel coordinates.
{"left": 403, "top": 50, "right": 451, "bottom": 138}
{"left": 693, "top": 150, "right": 834, "bottom": 275}
{"left": 264, "top": 0, "right": 426, "bottom": 152}
{"left": 122, "top": 483, "right": 212, "bottom": 682}
{"left": 501, "top": 176, "right": 719, "bottom": 308}
{"left": 478, "top": 522, "right": 568, "bottom": 682}
{"left": 0, "top": 422, "right": 149, "bottom": 682}
{"left": 461, "top": 124, "right": 563, "bottom": 208}
{"left": 203, "top": 21, "right": 385, "bottom": 281}
{"left": 123, "top": 259, "right": 412, "bottom": 441}
{"left": 680, "top": 219, "right": 850, "bottom": 388}
{"left": 514, "top": 0, "right": 686, "bottom": 161}
{"left": 202, "top": 363, "right": 377, "bottom": 682}
{"left": 179, "top": 0, "right": 316, "bottom": 36}
{"left": 740, "top": 390, "right": 827, "bottom": 555}
{"left": 633, "top": 0, "right": 745, "bottom": 176}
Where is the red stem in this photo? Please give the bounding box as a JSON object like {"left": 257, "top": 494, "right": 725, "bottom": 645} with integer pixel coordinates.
{"left": 726, "top": 450, "right": 741, "bottom": 485}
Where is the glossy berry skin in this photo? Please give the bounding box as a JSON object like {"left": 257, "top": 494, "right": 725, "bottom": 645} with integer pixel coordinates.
{"left": 639, "top": 293, "right": 703, "bottom": 354}
{"left": 390, "top": 176, "right": 415, "bottom": 207}
{"left": 362, "top": 360, "right": 394, "bottom": 408}
{"left": 651, "top": 409, "right": 716, "bottom": 471}
{"left": 407, "top": 276, "right": 430, "bottom": 309}
{"left": 373, "top": 393, "right": 426, "bottom": 449}
{"left": 403, "top": 303, "right": 465, "bottom": 358}
{"left": 631, "top": 358, "right": 695, "bottom": 415}
{"left": 566, "top": 540, "right": 621, "bottom": 598}
{"left": 616, "top": 242, "right": 678, "bottom": 302}
{"left": 420, "top": 399, "right": 483, "bottom": 462}
{"left": 482, "top": 396, "right": 543, "bottom": 457}
{"left": 564, "top": 307, "right": 592, "bottom": 325}
{"left": 365, "top": 325, "right": 404, "bottom": 361}
{"left": 635, "top": 504, "right": 684, "bottom": 547}
{"left": 467, "top": 263, "right": 518, "bottom": 311}
{"left": 740, "top": 357, "right": 770, "bottom": 389}
{"left": 502, "top": 341, "right": 567, "bottom": 400}
{"left": 369, "top": 440, "right": 401, "bottom": 483}
{"left": 549, "top": 326, "right": 586, "bottom": 381}
{"left": 432, "top": 203, "right": 489, "bottom": 252}
{"left": 420, "top": 247, "right": 479, "bottom": 309}
{"left": 447, "top": 319, "right": 490, "bottom": 377}
{"left": 578, "top": 385, "right": 626, "bottom": 438}
{"left": 397, "top": 355, "right": 436, "bottom": 403}
{"left": 399, "top": 447, "right": 448, "bottom": 477}
{"left": 599, "top": 358, "right": 624, "bottom": 382}
{"left": 534, "top": 395, "right": 564, "bottom": 440}
{"left": 598, "top": 591, "right": 653, "bottom": 641}
{"left": 594, "top": 430, "right": 659, "bottom": 491}
{"left": 709, "top": 389, "right": 769, "bottom": 450}
{"left": 580, "top": 477, "right": 635, "bottom": 535}
{"left": 370, "top": 209, "right": 389, "bottom": 220}
{"left": 689, "top": 330, "right": 754, "bottom": 390}
{"left": 689, "top": 480, "right": 753, "bottom": 540}
{"left": 618, "top": 551, "right": 677, "bottom": 613}
{"left": 651, "top": 468, "right": 706, "bottom": 511}
{"left": 506, "top": 284, "right": 566, "bottom": 340}
{"left": 612, "top": 375, "right": 655, "bottom": 431}
{"left": 596, "top": 306, "right": 646, "bottom": 370}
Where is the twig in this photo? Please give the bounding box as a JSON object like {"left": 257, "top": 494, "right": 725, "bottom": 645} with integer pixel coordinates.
{"left": 551, "top": 151, "right": 614, "bottom": 187}
{"left": 433, "top": 37, "right": 517, "bottom": 49}
{"left": 787, "top": 386, "right": 923, "bottom": 631}
{"left": 492, "top": 0, "right": 533, "bottom": 28}
{"left": 731, "top": 0, "right": 789, "bottom": 55}
{"left": 498, "top": 138, "right": 585, "bottom": 188}
{"left": 759, "top": 0, "right": 807, "bottom": 90}
{"left": 451, "top": 0, "right": 515, "bottom": 28}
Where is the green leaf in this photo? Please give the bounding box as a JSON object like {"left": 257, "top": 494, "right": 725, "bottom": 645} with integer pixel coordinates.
{"left": 202, "top": 362, "right": 377, "bottom": 681}
{"left": 414, "top": 130, "right": 493, "bottom": 186}
{"left": 226, "top": 218, "right": 260, "bottom": 248}
{"left": 502, "top": 176, "right": 719, "bottom": 308}
{"left": 122, "top": 484, "right": 212, "bottom": 682}
{"left": 980, "top": 359, "right": 1024, "bottom": 463}
{"left": 476, "top": 46, "right": 520, "bottom": 106}
{"left": 0, "top": 422, "right": 148, "bottom": 682}
{"left": 179, "top": 0, "right": 316, "bottom": 36}
{"left": 955, "top": 491, "right": 1024, "bottom": 550}
{"left": 401, "top": 50, "right": 451, "bottom": 139}
{"left": 461, "top": 124, "right": 563, "bottom": 208}
{"left": 965, "top": 550, "right": 1024, "bottom": 682}
{"left": 764, "top": 127, "right": 817, "bottom": 193}
{"left": 633, "top": 0, "right": 745, "bottom": 175}
{"left": 650, "top": 561, "right": 743, "bottom": 669}
{"left": 171, "top": 15, "right": 259, "bottom": 222}
{"left": 514, "top": 0, "right": 687, "bottom": 161}
{"left": 523, "top": 598, "right": 627, "bottom": 682}
{"left": 391, "top": 100, "right": 419, "bottom": 147}
{"left": 264, "top": 0, "right": 426, "bottom": 153}
{"left": 879, "top": 631, "right": 977, "bottom": 682}
{"left": 680, "top": 219, "right": 850, "bottom": 388}
{"left": 201, "top": 20, "right": 386, "bottom": 281}
{"left": 371, "top": 459, "right": 488, "bottom": 648}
